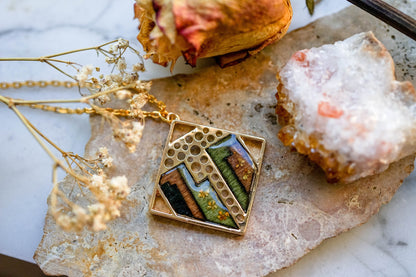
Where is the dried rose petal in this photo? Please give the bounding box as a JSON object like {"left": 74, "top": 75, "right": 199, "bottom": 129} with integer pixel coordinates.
{"left": 134, "top": 0, "right": 292, "bottom": 68}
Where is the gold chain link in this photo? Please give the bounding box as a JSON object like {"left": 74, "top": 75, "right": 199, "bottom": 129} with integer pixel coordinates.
{"left": 1, "top": 80, "right": 80, "bottom": 89}
{"left": 0, "top": 80, "right": 180, "bottom": 123}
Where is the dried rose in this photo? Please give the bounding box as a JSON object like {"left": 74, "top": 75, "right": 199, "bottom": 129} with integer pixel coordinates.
{"left": 134, "top": 0, "right": 293, "bottom": 68}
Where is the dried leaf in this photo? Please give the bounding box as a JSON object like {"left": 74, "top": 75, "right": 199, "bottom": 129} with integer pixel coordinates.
{"left": 306, "top": 0, "right": 315, "bottom": 15}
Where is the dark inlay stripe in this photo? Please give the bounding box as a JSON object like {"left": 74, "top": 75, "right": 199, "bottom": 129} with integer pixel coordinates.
{"left": 160, "top": 183, "right": 193, "bottom": 217}
{"left": 160, "top": 168, "right": 205, "bottom": 220}
{"left": 227, "top": 149, "right": 254, "bottom": 193}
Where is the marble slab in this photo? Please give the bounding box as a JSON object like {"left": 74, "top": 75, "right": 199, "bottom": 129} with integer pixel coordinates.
{"left": 1, "top": 0, "right": 416, "bottom": 276}
{"left": 32, "top": 1, "right": 416, "bottom": 276}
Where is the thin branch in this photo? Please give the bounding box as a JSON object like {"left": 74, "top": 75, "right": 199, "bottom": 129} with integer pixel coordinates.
{"left": 25, "top": 119, "right": 66, "bottom": 156}
{"left": 76, "top": 156, "right": 97, "bottom": 171}
{"left": 67, "top": 156, "right": 93, "bottom": 176}
{"left": 97, "top": 48, "right": 112, "bottom": 57}
{"left": 63, "top": 156, "right": 88, "bottom": 198}
{"left": 20, "top": 112, "right": 91, "bottom": 184}
{"left": 9, "top": 103, "right": 62, "bottom": 164}
{"left": 1, "top": 96, "right": 90, "bottom": 184}
{"left": 0, "top": 57, "right": 76, "bottom": 65}
{"left": 44, "top": 60, "right": 75, "bottom": 80}
{"left": 46, "top": 39, "right": 118, "bottom": 58}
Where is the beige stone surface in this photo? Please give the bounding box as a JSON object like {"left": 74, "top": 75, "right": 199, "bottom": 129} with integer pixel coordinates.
{"left": 35, "top": 1, "right": 416, "bottom": 276}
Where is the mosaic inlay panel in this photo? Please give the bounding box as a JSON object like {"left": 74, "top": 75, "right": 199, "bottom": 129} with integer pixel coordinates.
{"left": 149, "top": 120, "right": 266, "bottom": 235}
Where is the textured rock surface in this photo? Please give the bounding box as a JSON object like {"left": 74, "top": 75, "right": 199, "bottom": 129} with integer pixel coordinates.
{"left": 35, "top": 1, "right": 416, "bottom": 276}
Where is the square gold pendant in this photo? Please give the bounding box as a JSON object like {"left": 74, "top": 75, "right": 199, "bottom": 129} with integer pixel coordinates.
{"left": 149, "top": 120, "right": 266, "bottom": 235}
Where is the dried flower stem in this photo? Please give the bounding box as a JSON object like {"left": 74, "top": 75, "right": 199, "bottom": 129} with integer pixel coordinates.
{"left": 44, "top": 60, "right": 76, "bottom": 80}
{"left": 0, "top": 38, "right": 157, "bottom": 232}
{"left": 0, "top": 57, "right": 76, "bottom": 64}
{"left": 5, "top": 98, "right": 61, "bottom": 163}
{"left": 24, "top": 117, "right": 95, "bottom": 176}
{"left": 47, "top": 40, "right": 118, "bottom": 58}
{"left": 4, "top": 97, "right": 87, "bottom": 182}
{"left": 0, "top": 39, "right": 139, "bottom": 81}
{"left": 0, "top": 40, "right": 118, "bottom": 62}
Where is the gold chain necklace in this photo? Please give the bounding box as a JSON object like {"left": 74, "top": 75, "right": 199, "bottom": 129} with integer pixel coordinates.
{"left": 0, "top": 80, "right": 178, "bottom": 122}
{"left": 1, "top": 79, "right": 265, "bottom": 235}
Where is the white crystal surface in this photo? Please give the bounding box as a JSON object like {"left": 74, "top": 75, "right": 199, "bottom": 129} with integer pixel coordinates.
{"left": 280, "top": 32, "right": 416, "bottom": 166}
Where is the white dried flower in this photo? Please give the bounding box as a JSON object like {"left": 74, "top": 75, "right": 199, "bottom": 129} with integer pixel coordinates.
{"left": 90, "top": 174, "right": 105, "bottom": 188}
{"left": 96, "top": 94, "right": 111, "bottom": 105}
{"left": 115, "top": 89, "right": 132, "bottom": 100}
{"left": 84, "top": 65, "right": 94, "bottom": 75}
{"left": 72, "top": 205, "right": 89, "bottom": 225}
{"left": 123, "top": 73, "right": 138, "bottom": 84}
{"left": 105, "top": 57, "right": 116, "bottom": 64}
{"left": 92, "top": 217, "right": 106, "bottom": 231}
{"left": 102, "top": 157, "right": 113, "bottom": 168}
{"left": 135, "top": 80, "right": 152, "bottom": 92}
{"left": 89, "top": 174, "right": 111, "bottom": 200}
{"left": 132, "top": 63, "right": 145, "bottom": 72}
{"left": 110, "top": 74, "right": 123, "bottom": 84}
{"left": 113, "top": 120, "right": 144, "bottom": 152}
{"left": 132, "top": 121, "right": 144, "bottom": 136}
{"left": 103, "top": 74, "right": 113, "bottom": 84}
{"left": 108, "top": 205, "right": 121, "bottom": 218}
{"left": 129, "top": 93, "right": 148, "bottom": 118}
{"left": 96, "top": 168, "right": 104, "bottom": 176}
{"left": 76, "top": 65, "right": 94, "bottom": 86}
{"left": 97, "top": 147, "right": 109, "bottom": 158}
{"left": 130, "top": 93, "right": 148, "bottom": 109}
{"left": 88, "top": 203, "right": 105, "bottom": 214}
{"left": 90, "top": 77, "right": 99, "bottom": 85}
{"left": 130, "top": 121, "right": 145, "bottom": 151}
{"left": 109, "top": 44, "right": 118, "bottom": 54}
{"left": 88, "top": 203, "right": 107, "bottom": 231}
{"left": 117, "top": 38, "right": 129, "bottom": 49}
{"left": 117, "top": 57, "right": 127, "bottom": 72}
{"left": 109, "top": 175, "right": 130, "bottom": 198}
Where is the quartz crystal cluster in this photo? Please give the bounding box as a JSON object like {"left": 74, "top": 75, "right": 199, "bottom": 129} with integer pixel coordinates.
{"left": 276, "top": 32, "right": 416, "bottom": 183}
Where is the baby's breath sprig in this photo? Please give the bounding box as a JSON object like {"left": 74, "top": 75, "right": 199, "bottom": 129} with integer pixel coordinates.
{"left": 0, "top": 39, "right": 165, "bottom": 232}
